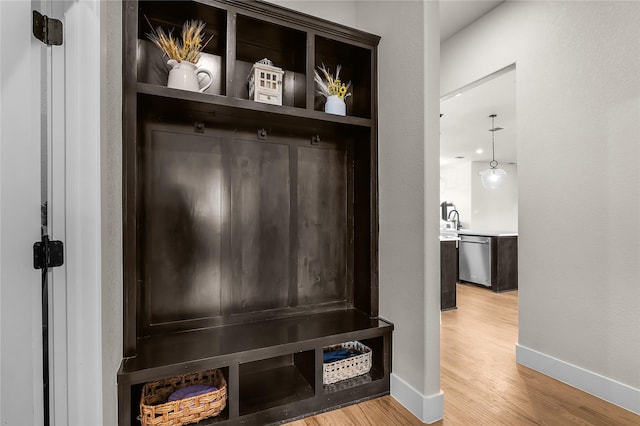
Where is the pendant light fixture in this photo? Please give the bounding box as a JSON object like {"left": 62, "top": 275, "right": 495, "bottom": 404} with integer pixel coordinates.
{"left": 479, "top": 114, "right": 507, "bottom": 189}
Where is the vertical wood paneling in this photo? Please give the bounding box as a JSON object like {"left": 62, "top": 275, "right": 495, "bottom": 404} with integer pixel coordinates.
{"left": 142, "top": 130, "right": 223, "bottom": 324}
{"left": 353, "top": 139, "right": 372, "bottom": 315}
{"left": 297, "top": 146, "right": 347, "bottom": 305}
{"left": 138, "top": 126, "right": 352, "bottom": 330}
{"left": 226, "top": 138, "right": 290, "bottom": 313}
{"left": 226, "top": 11, "right": 237, "bottom": 97}
{"left": 288, "top": 146, "right": 299, "bottom": 308}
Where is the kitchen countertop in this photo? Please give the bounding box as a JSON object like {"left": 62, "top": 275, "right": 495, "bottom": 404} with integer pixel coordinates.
{"left": 439, "top": 236, "right": 461, "bottom": 241}
{"left": 458, "top": 229, "right": 518, "bottom": 237}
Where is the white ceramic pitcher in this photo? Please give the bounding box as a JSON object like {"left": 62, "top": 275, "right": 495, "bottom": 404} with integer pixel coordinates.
{"left": 167, "top": 59, "right": 213, "bottom": 93}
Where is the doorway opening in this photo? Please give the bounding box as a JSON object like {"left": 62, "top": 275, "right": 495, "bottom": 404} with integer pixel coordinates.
{"left": 438, "top": 64, "right": 518, "bottom": 307}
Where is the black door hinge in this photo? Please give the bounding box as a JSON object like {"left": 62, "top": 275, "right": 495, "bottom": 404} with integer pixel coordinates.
{"left": 34, "top": 235, "right": 64, "bottom": 270}
{"left": 32, "top": 10, "right": 63, "bottom": 46}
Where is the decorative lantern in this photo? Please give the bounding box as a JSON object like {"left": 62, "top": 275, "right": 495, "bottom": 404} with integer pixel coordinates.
{"left": 248, "top": 58, "right": 284, "bottom": 106}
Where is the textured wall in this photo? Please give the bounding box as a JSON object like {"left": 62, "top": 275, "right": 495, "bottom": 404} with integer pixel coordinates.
{"left": 100, "top": 1, "right": 123, "bottom": 425}
{"left": 442, "top": 0, "right": 640, "bottom": 391}
{"left": 267, "top": 0, "right": 357, "bottom": 27}
{"left": 357, "top": 0, "right": 441, "bottom": 398}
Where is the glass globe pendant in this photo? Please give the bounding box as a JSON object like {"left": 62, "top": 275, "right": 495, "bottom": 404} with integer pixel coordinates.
{"left": 480, "top": 165, "right": 507, "bottom": 189}
{"left": 480, "top": 114, "right": 507, "bottom": 189}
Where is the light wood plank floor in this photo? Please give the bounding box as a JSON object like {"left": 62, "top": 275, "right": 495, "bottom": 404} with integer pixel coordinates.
{"left": 286, "top": 283, "right": 640, "bottom": 425}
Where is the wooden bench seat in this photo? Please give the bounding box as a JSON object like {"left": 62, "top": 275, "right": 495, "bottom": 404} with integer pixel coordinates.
{"left": 117, "top": 309, "right": 392, "bottom": 425}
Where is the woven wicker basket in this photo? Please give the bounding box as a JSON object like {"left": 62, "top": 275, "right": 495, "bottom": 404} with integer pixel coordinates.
{"left": 323, "top": 341, "right": 372, "bottom": 385}
{"left": 139, "top": 369, "right": 227, "bottom": 426}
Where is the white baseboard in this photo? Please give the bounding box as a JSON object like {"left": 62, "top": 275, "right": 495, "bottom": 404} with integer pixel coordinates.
{"left": 516, "top": 344, "right": 640, "bottom": 415}
{"left": 390, "top": 373, "right": 444, "bottom": 424}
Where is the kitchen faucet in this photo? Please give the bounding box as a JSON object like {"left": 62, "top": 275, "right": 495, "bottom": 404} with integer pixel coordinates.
{"left": 447, "top": 209, "right": 460, "bottom": 230}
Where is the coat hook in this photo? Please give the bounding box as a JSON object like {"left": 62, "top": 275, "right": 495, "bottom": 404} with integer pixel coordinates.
{"left": 311, "top": 135, "right": 321, "bottom": 146}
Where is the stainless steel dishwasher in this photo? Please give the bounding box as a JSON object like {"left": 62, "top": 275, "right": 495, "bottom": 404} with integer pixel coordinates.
{"left": 458, "top": 235, "right": 492, "bottom": 287}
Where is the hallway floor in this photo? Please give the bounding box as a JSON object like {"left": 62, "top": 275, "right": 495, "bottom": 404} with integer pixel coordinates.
{"left": 287, "top": 284, "right": 640, "bottom": 425}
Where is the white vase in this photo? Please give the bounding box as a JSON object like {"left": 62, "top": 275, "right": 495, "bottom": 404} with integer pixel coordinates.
{"left": 166, "top": 60, "right": 213, "bottom": 93}
{"left": 324, "top": 95, "right": 346, "bottom": 116}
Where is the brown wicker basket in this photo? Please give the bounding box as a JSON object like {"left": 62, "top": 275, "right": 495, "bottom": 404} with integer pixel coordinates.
{"left": 139, "top": 369, "right": 227, "bottom": 426}
{"left": 323, "top": 341, "right": 372, "bottom": 385}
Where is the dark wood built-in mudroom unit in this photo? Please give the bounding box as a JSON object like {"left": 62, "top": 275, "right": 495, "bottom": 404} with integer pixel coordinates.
{"left": 116, "top": 1, "right": 392, "bottom": 425}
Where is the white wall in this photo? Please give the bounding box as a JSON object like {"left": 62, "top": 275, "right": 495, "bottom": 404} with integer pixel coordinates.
{"left": 268, "top": 0, "right": 357, "bottom": 27}
{"left": 63, "top": 1, "right": 104, "bottom": 424}
{"left": 357, "top": 2, "right": 443, "bottom": 422}
{"left": 442, "top": 0, "right": 640, "bottom": 414}
{"left": 440, "top": 162, "right": 471, "bottom": 227}
{"left": 270, "top": 1, "right": 443, "bottom": 422}
{"left": 470, "top": 162, "right": 517, "bottom": 231}
{"left": 100, "top": 1, "right": 123, "bottom": 425}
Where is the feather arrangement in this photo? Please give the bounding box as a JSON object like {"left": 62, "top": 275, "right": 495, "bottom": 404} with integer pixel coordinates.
{"left": 147, "top": 18, "right": 213, "bottom": 64}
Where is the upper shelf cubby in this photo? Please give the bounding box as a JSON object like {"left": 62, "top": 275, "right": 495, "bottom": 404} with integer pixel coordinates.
{"left": 127, "top": 1, "right": 379, "bottom": 125}
{"left": 234, "top": 15, "right": 307, "bottom": 108}
{"left": 314, "top": 36, "right": 373, "bottom": 119}
{"left": 136, "top": 1, "right": 227, "bottom": 95}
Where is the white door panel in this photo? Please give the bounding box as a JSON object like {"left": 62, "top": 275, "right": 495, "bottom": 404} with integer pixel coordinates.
{"left": 0, "top": 1, "right": 45, "bottom": 424}
{"left": 48, "top": 1, "right": 68, "bottom": 423}
{"left": 1, "top": 1, "right": 70, "bottom": 424}
{"left": 2, "top": 2, "right": 105, "bottom": 424}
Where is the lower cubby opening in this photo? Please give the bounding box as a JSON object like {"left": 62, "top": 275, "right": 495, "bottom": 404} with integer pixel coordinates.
{"left": 118, "top": 312, "right": 392, "bottom": 425}
{"left": 130, "top": 367, "right": 230, "bottom": 426}
{"left": 322, "top": 336, "right": 385, "bottom": 395}
{"left": 239, "top": 351, "right": 315, "bottom": 417}
{"left": 360, "top": 336, "right": 386, "bottom": 380}
{"left": 130, "top": 382, "right": 144, "bottom": 426}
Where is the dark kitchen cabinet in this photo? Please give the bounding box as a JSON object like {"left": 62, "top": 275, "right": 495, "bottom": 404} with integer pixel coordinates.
{"left": 491, "top": 236, "right": 518, "bottom": 292}
{"left": 117, "top": 1, "right": 391, "bottom": 425}
{"left": 458, "top": 233, "right": 518, "bottom": 292}
{"left": 440, "top": 240, "right": 457, "bottom": 310}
